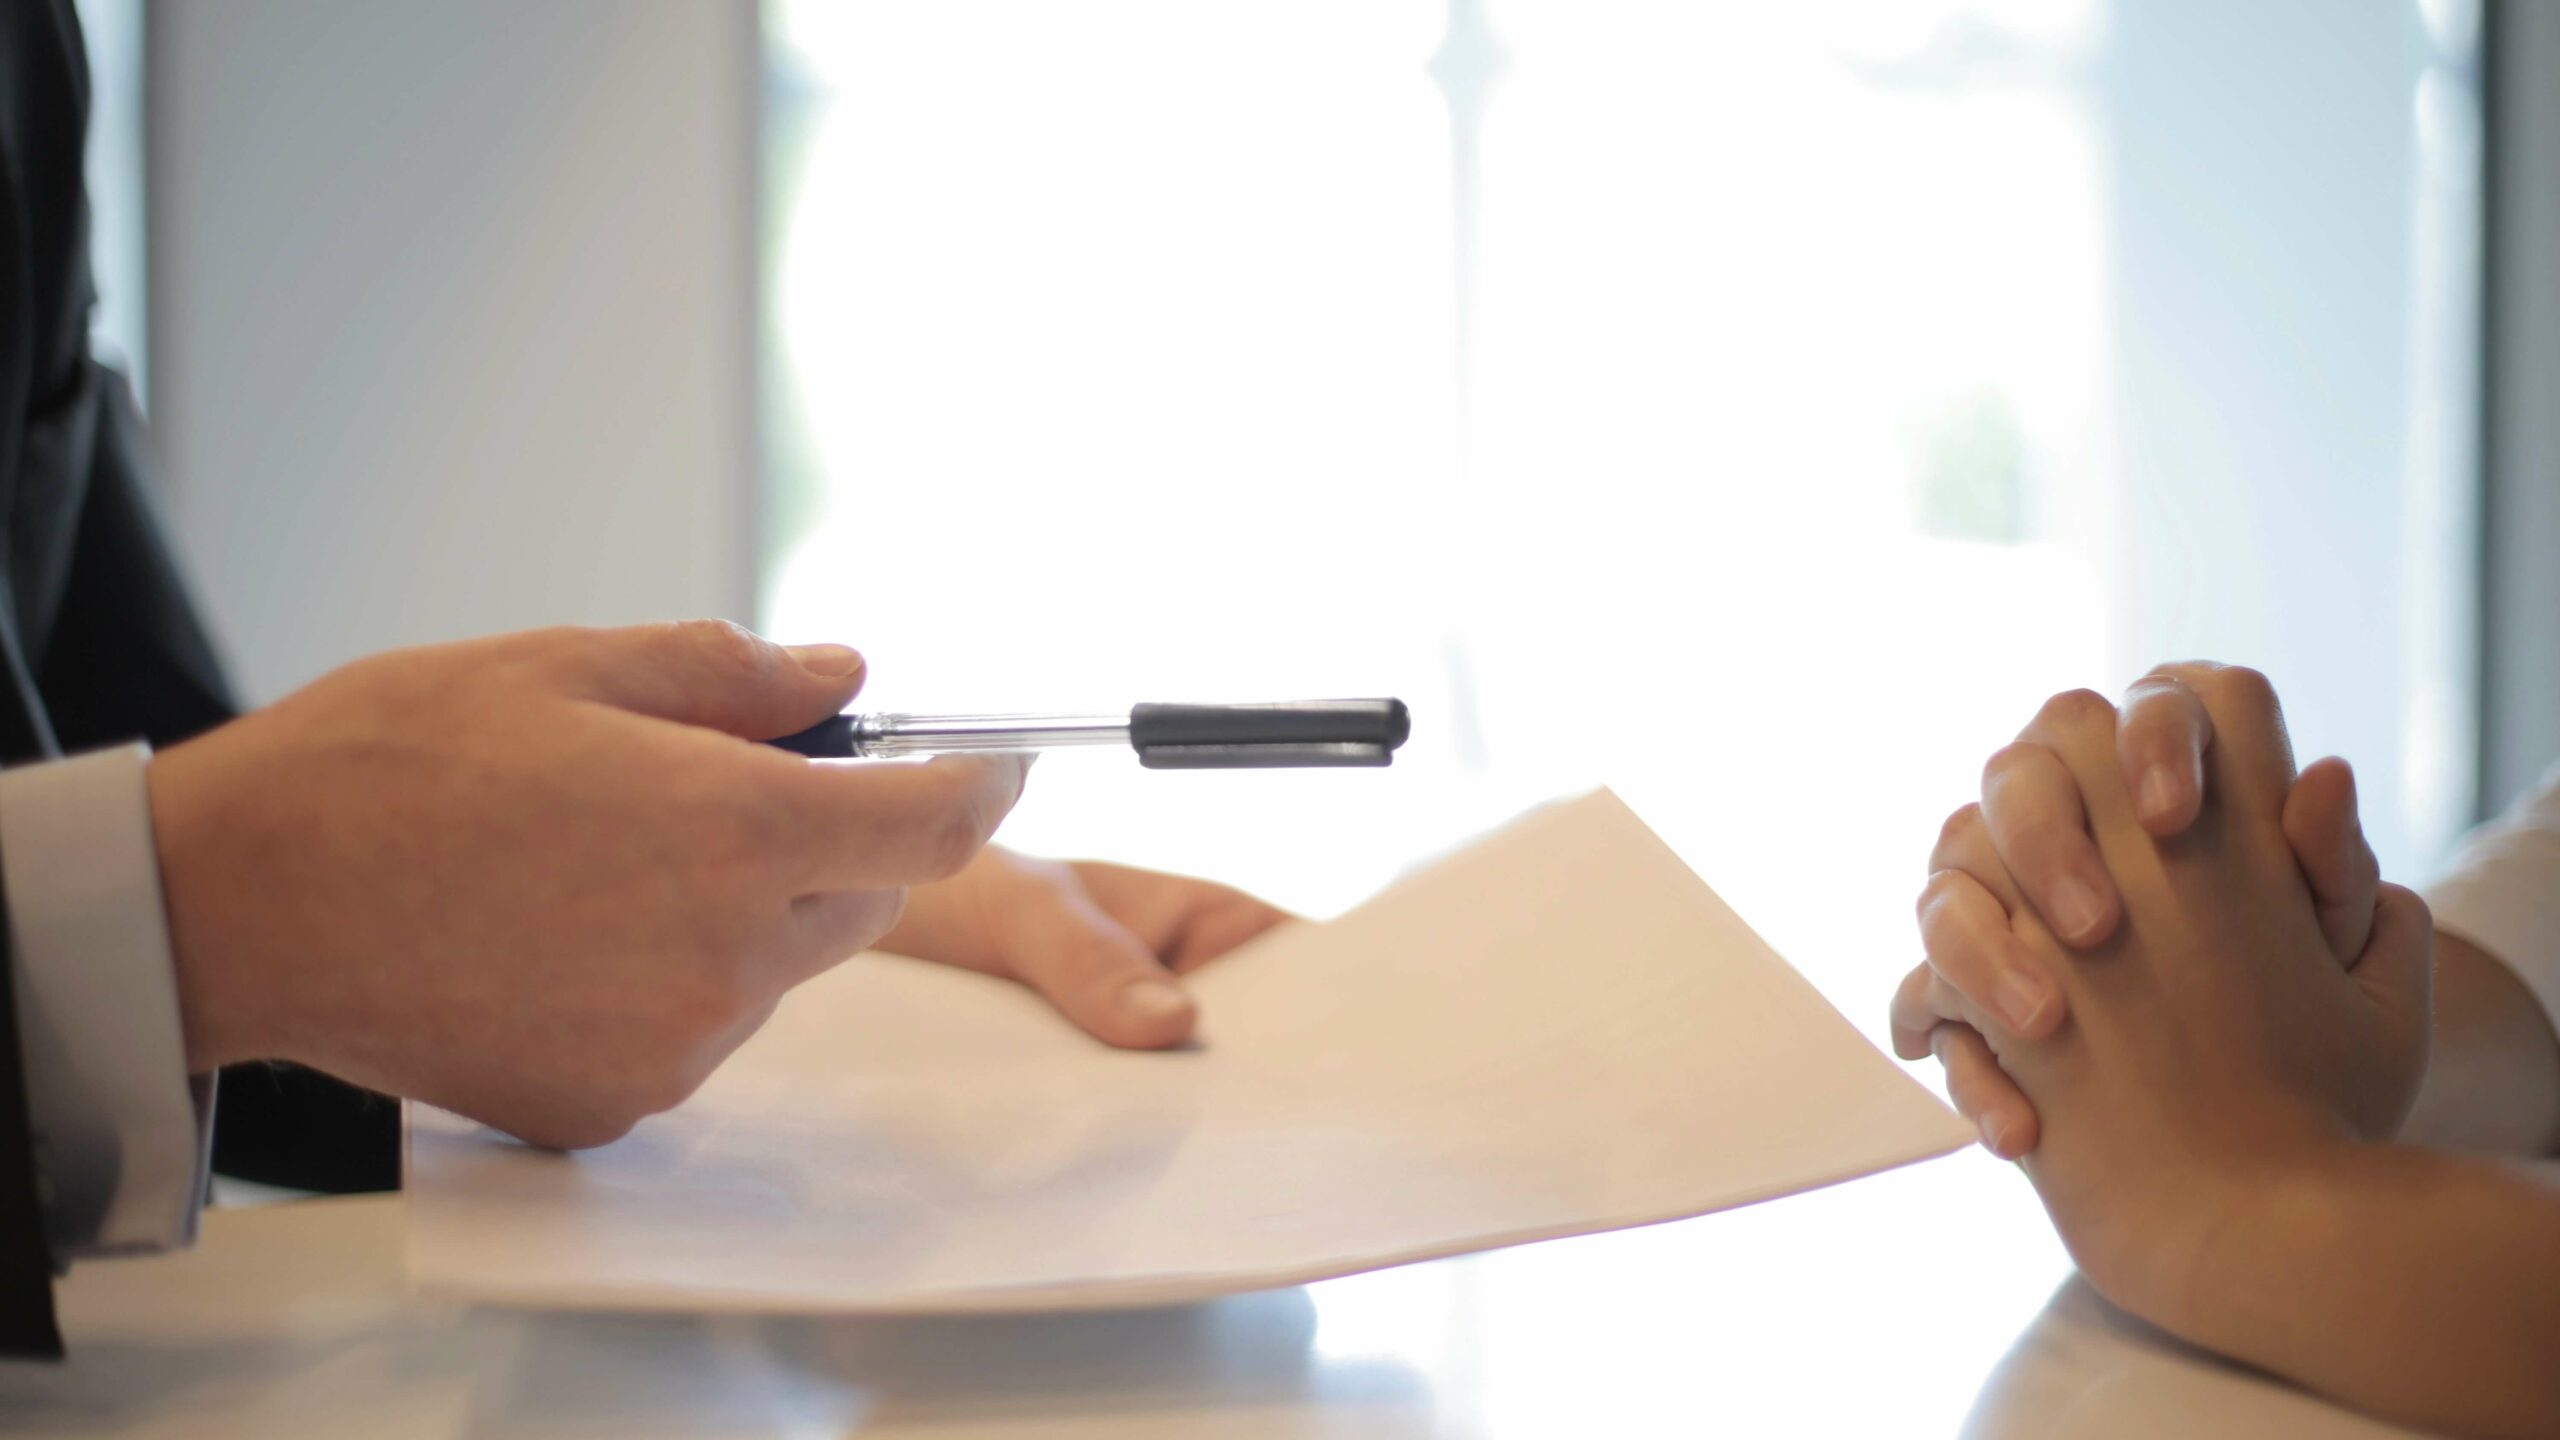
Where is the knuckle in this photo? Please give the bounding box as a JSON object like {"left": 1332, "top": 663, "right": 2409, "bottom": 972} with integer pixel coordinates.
{"left": 2148, "top": 658, "right": 2221, "bottom": 686}
{"left": 2033, "top": 687, "right": 2116, "bottom": 733}
{"left": 679, "top": 618, "right": 773, "bottom": 680}
{"left": 1934, "top": 802, "right": 1985, "bottom": 854}
{"left": 1979, "top": 741, "right": 2047, "bottom": 788}
{"left": 2209, "top": 664, "right": 2277, "bottom": 714}
{"left": 2119, "top": 673, "right": 2197, "bottom": 727}
{"left": 1916, "top": 901, "right": 1996, "bottom": 986}
{"left": 1979, "top": 752, "right": 2078, "bottom": 848}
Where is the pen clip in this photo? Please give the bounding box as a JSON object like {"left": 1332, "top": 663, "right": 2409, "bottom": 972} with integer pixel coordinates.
{"left": 1138, "top": 742, "right": 1396, "bottom": 770}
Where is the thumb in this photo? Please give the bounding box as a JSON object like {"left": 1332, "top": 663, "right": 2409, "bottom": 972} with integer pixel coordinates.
{"left": 2349, "top": 881, "right": 2434, "bottom": 1025}
{"left": 2283, "top": 756, "right": 2379, "bottom": 968}
{"left": 554, "top": 620, "right": 866, "bottom": 739}
{"left": 997, "top": 885, "right": 1201, "bottom": 1050}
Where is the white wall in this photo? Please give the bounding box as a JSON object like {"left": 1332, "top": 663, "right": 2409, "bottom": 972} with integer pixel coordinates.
{"left": 150, "top": 1, "right": 758, "bottom": 704}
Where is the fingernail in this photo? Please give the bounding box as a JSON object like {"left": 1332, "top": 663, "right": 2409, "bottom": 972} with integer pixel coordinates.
{"left": 787, "top": 643, "right": 864, "bottom": 677}
{"left": 1995, "top": 969, "right": 2051, "bottom": 1034}
{"left": 2050, "top": 876, "right": 2105, "bottom": 943}
{"left": 1118, "top": 978, "right": 1193, "bottom": 1028}
{"left": 2137, "top": 765, "right": 2180, "bottom": 823}
{"left": 1979, "top": 1113, "right": 2013, "bottom": 1157}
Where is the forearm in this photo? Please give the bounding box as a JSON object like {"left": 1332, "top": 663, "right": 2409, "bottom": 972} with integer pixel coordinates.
{"left": 2400, "top": 932, "right": 2560, "bottom": 1158}
{"left": 2174, "top": 1143, "right": 2560, "bottom": 1440}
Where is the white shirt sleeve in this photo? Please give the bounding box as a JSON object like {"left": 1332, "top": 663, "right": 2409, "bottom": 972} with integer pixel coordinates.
{"left": 2425, "top": 760, "right": 2560, "bottom": 1043}
{"left": 0, "top": 744, "right": 211, "bottom": 1260}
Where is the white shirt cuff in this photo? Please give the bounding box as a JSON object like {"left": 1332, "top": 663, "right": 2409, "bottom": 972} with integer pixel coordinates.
{"left": 0, "top": 743, "right": 210, "bottom": 1259}
{"left": 2424, "top": 759, "right": 2560, "bottom": 1046}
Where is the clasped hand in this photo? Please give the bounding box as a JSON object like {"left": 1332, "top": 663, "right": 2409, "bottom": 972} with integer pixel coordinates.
{"left": 1888, "top": 664, "right": 2431, "bottom": 1324}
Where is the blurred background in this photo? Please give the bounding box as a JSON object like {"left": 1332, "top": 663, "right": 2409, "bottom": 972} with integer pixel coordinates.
{"left": 101, "top": 0, "right": 2560, "bottom": 1428}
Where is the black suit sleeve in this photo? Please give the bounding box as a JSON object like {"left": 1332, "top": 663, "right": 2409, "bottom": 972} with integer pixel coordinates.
{"left": 32, "top": 367, "right": 235, "bottom": 754}
{"left": 0, "top": 852, "right": 64, "bottom": 1359}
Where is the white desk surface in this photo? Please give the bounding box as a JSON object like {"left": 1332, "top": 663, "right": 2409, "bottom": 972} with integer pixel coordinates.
{"left": 0, "top": 1147, "right": 2432, "bottom": 1439}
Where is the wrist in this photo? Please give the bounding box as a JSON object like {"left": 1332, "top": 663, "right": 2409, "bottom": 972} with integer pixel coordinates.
{"left": 147, "top": 737, "right": 281, "bottom": 1070}
{"left": 2037, "top": 1089, "right": 2356, "bottom": 1332}
{"left": 2132, "top": 1133, "right": 2368, "bottom": 1345}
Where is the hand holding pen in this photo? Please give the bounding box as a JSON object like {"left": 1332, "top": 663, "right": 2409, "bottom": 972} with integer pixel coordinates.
{"left": 770, "top": 699, "right": 1412, "bottom": 768}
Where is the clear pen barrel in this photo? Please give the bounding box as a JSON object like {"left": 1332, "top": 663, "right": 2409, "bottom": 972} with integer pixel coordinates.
{"left": 853, "top": 713, "right": 1131, "bottom": 758}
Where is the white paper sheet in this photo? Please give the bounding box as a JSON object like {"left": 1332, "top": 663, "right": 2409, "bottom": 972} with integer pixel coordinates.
{"left": 404, "top": 789, "right": 1971, "bottom": 1312}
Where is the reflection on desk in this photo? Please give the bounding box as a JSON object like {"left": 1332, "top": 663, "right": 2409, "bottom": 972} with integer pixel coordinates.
{"left": 1964, "top": 1279, "right": 2433, "bottom": 1440}
{"left": 0, "top": 1151, "right": 2440, "bottom": 1439}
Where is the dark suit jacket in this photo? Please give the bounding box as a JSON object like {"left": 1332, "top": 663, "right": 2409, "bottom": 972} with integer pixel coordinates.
{"left": 2, "top": 0, "right": 394, "bottom": 1358}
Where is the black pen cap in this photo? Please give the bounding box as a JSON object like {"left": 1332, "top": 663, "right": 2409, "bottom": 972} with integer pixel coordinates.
{"left": 1130, "top": 699, "right": 1410, "bottom": 768}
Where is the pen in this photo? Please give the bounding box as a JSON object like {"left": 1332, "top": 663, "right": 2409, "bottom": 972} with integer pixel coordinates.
{"left": 767, "top": 699, "right": 1412, "bottom": 769}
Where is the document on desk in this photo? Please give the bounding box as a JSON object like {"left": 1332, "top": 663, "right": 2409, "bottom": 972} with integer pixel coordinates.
{"left": 405, "top": 789, "right": 1972, "bottom": 1313}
